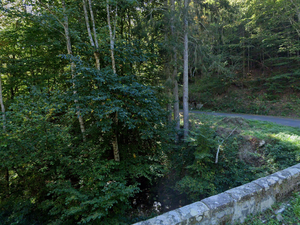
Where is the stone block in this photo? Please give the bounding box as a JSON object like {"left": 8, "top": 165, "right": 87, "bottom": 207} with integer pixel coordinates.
{"left": 225, "top": 182, "right": 262, "bottom": 223}
{"left": 175, "top": 201, "right": 210, "bottom": 225}
{"left": 252, "top": 175, "right": 279, "bottom": 211}
{"left": 201, "top": 192, "right": 234, "bottom": 224}
{"left": 291, "top": 163, "right": 300, "bottom": 170}
{"left": 282, "top": 167, "right": 300, "bottom": 192}
{"left": 132, "top": 210, "right": 181, "bottom": 225}
{"left": 132, "top": 202, "right": 210, "bottom": 225}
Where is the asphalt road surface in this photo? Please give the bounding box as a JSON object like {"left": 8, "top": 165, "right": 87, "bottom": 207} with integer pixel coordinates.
{"left": 189, "top": 111, "right": 300, "bottom": 128}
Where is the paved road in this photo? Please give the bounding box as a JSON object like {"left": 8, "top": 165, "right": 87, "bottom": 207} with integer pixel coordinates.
{"left": 189, "top": 111, "right": 300, "bottom": 128}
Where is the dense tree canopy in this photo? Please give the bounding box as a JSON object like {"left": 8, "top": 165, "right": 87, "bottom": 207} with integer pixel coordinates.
{"left": 0, "top": 0, "right": 300, "bottom": 223}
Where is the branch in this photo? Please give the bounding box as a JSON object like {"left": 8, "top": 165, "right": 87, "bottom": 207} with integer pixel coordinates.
{"left": 113, "top": 4, "right": 117, "bottom": 41}
{"left": 36, "top": 0, "right": 65, "bottom": 29}
{"left": 88, "top": 0, "right": 99, "bottom": 48}
{"left": 215, "top": 126, "right": 237, "bottom": 164}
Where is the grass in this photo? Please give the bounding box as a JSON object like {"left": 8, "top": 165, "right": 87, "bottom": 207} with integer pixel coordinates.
{"left": 242, "top": 192, "right": 300, "bottom": 224}
{"left": 189, "top": 113, "right": 300, "bottom": 148}
{"left": 188, "top": 113, "right": 300, "bottom": 224}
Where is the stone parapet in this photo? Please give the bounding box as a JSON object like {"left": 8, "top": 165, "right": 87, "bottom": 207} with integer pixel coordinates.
{"left": 133, "top": 163, "right": 300, "bottom": 225}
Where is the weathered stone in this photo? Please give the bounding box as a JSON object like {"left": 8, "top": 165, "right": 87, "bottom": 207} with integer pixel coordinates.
{"left": 291, "top": 163, "right": 300, "bottom": 170}
{"left": 132, "top": 210, "right": 181, "bottom": 225}
{"left": 132, "top": 202, "right": 210, "bottom": 225}
{"left": 253, "top": 174, "right": 281, "bottom": 190}
{"left": 176, "top": 202, "right": 210, "bottom": 225}
{"left": 283, "top": 167, "right": 300, "bottom": 192}
{"left": 225, "top": 182, "right": 262, "bottom": 223}
{"left": 201, "top": 193, "right": 234, "bottom": 224}
{"left": 272, "top": 169, "right": 297, "bottom": 200}
{"left": 252, "top": 175, "right": 281, "bottom": 211}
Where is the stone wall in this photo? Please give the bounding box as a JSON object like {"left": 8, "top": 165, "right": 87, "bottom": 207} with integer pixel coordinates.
{"left": 133, "top": 163, "right": 300, "bottom": 225}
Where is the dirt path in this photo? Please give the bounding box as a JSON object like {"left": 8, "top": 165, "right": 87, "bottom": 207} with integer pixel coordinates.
{"left": 189, "top": 111, "right": 300, "bottom": 128}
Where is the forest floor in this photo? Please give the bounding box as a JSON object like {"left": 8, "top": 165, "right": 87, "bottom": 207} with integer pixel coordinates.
{"left": 188, "top": 70, "right": 300, "bottom": 119}
{"left": 199, "top": 89, "right": 300, "bottom": 119}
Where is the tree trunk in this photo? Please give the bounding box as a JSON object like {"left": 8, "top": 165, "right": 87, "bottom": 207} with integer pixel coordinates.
{"left": 107, "top": 0, "right": 120, "bottom": 162}
{"left": 0, "top": 74, "right": 6, "bottom": 131}
{"left": 183, "top": 0, "right": 189, "bottom": 139}
{"left": 171, "top": 0, "right": 180, "bottom": 131}
{"left": 62, "top": 0, "right": 86, "bottom": 142}
{"left": 83, "top": 0, "right": 100, "bottom": 70}
{"left": 167, "top": 101, "right": 172, "bottom": 123}
{"left": 0, "top": 73, "right": 8, "bottom": 192}
{"left": 88, "top": 0, "right": 100, "bottom": 70}
{"left": 107, "top": 1, "right": 117, "bottom": 74}
{"left": 173, "top": 72, "right": 180, "bottom": 130}
{"left": 82, "top": 0, "right": 95, "bottom": 47}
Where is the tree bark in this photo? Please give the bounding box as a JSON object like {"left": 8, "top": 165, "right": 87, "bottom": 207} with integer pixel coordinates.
{"left": 0, "top": 73, "right": 8, "bottom": 192}
{"left": 173, "top": 70, "right": 180, "bottom": 130}
{"left": 107, "top": 0, "right": 120, "bottom": 162}
{"left": 62, "top": 0, "right": 86, "bottom": 142}
{"left": 38, "top": 0, "right": 86, "bottom": 138}
{"left": 183, "top": 0, "right": 189, "bottom": 139}
{"left": 88, "top": 0, "right": 100, "bottom": 70}
{"left": 167, "top": 100, "right": 172, "bottom": 123}
{"left": 82, "top": 0, "right": 95, "bottom": 47}
{"left": 0, "top": 74, "right": 6, "bottom": 131}
{"left": 107, "top": 1, "right": 117, "bottom": 74}
{"left": 82, "top": 0, "right": 100, "bottom": 70}
{"left": 171, "top": 0, "right": 180, "bottom": 131}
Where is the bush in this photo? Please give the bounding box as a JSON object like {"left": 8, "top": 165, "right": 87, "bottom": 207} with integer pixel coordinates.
{"left": 0, "top": 67, "right": 172, "bottom": 224}
{"left": 173, "top": 123, "right": 299, "bottom": 202}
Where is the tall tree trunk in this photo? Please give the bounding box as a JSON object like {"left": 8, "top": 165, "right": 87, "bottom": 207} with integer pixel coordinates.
{"left": 107, "top": 0, "right": 120, "bottom": 162}
{"left": 167, "top": 97, "right": 172, "bottom": 123}
{"left": 242, "top": 28, "right": 245, "bottom": 77}
{"left": 183, "top": 0, "right": 189, "bottom": 139}
{"left": 84, "top": 1, "right": 120, "bottom": 164}
{"left": 107, "top": 2, "right": 117, "bottom": 74}
{"left": 173, "top": 63, "right": 180, "bottom": 130}
{"left": 0, "top": 74, "right": 6, "bottom": 131}
{"left": 88, "top": 0, "right": 100, "bottom": 70}
{"left": 171, "top": 0, "right": 180, "bottom": 131}
{"left": 0, "top": 73, "right": 8, "bottom": 192}
{"left": 82, "top": 0, "right": 95, "bottom": 47}
{"left": 82, "top": 0, "right": 100, "bottom": 70}
{"left": 62, "top": 0, "right": 86, "bottom": 142}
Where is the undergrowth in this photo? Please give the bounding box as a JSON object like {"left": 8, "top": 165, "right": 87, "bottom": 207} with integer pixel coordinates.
{"left": 242, "top": 192, "right": 300, "bottom": 224}
{"left": 188, "top": 74, "right": 300, "bottom": 118}
{"left": 126, "top": 113, "right": 300, "bottom": 223}
{"left": 164, "top": 113, "right": 300, "bottom": 207}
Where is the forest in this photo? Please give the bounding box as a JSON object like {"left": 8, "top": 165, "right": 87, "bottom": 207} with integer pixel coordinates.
{"left": 1, "top": 0, "right": 300, "bottom": 224}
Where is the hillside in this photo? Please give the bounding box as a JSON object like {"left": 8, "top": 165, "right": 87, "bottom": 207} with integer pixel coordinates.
{"left": 188, "top": 69, "right": 300, "bottom": 118}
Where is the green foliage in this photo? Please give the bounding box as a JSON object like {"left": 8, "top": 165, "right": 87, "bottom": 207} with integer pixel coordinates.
{"left": 174, "top": 124, "right": 253, "bottom": 201}
{"left": 3, "top": 0, "right": 300, "bottom": 223}
{"left": 0, "top": 67, "right": 171, "bottom": 224}
{"left": 172, "top": 114, "right": 300, "bottom": 203}
{"left": 242, "top": 192, "right": 300, "bottom": 225}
